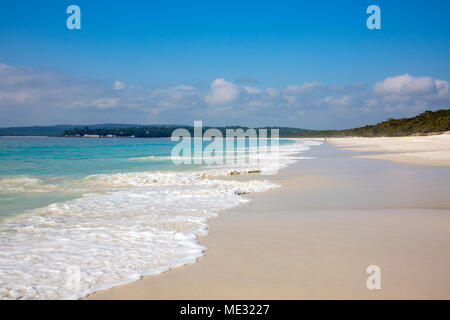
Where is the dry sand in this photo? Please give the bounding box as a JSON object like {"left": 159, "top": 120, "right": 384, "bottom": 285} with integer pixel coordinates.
{"left": 328, "top": 132, "right": 450, "bottom": 167}
{"left": 87, "top": 137, "right": 450, "bottom": 300}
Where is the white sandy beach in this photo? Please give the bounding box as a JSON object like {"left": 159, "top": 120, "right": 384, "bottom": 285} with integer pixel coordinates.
{"left": 87, "top": 134, "right": 450, "bottom": 300}
{"left": 329, "top": 132, "right": 450, "bottom": 167}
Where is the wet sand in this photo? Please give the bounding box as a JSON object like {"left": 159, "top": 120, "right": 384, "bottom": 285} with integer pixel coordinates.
{"left": 87, "top": 141, "right": 450, "bottom": 299}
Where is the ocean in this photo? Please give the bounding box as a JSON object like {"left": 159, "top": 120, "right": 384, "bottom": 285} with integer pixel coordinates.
{"left": 0, "top": 136, "right": 321, "bottom": 299}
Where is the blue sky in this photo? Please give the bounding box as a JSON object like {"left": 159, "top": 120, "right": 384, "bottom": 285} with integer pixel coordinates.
{"left": 0, "top": 0, "right": 449, "bottom": 128}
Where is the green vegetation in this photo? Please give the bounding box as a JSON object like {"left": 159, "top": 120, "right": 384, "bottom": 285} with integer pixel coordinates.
{"left": 288, "top": 109, "right": 450, "bottom": 137}
{"left": 1, "top": 109, "right": 448, "bottom": 138}
{"left": 61, "top": 109, "right": 449, "bottom": 138}
{"left": 61, "top": 125, "right": 312, "bottom": 138}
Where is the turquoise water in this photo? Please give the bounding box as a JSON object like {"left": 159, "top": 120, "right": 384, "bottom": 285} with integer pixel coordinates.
{"left": 0, "top": 137, "right": 178, "bottom": 178}
{"left": 0, "top": 137, "right": 180, "bottom": 218}
{"left": 0, "top": 137, "right": 292, "bottom": 218}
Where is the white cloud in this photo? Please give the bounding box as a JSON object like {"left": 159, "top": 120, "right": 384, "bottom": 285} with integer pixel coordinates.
{"left": 374, "top": 74, "right": 438, "bottom": 95}
{"left": 205, "top": 78, "right": 240, "bottom": 105}
{"left": 323, "top": 95, "right": 353, "bottom": 107}
{"left": 151, "top": 85, "right": 196, "bottom": 99}
{"left": 148, "top": 85, "right": 198, "bottom": 110}
{"left": 265, "top": 87, "right": 280, "bottom": 98}
{"left": 0, "top": 62, "right": 448, "bottom": 129}
{"left": 284, "top": 81, "right": 323, "bottom": 94}
{"left": 371, "top": 74, "right": 449, "bottom": 114}
{"left": 435, "top": 79, "right": 449, "bottom": 97}
{"left": 114, "top": 80, "right": 126, "bottom": 90}
{"left": 241, "top": 85, "right": 261, "bottom": 94}
{"left": 92, "top": 98, "right": 120, "bottom": 109}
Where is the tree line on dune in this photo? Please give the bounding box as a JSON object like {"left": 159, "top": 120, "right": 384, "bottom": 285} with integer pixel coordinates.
{"left": 57, "top": 108, "right": 450, "bottom": 138}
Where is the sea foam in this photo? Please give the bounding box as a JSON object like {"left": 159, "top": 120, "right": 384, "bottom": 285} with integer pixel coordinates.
{"left": 0, "top": 139, "right": 322, "bottom": 299}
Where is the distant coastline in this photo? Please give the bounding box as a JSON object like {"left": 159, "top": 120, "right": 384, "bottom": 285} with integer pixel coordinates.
{"left": 0, "top": 109, "right": 448, "bottom": 138}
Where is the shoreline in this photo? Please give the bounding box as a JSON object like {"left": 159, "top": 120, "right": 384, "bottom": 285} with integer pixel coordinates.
{"left": 87, "top": 135, "right": 450, "bottom": 299}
